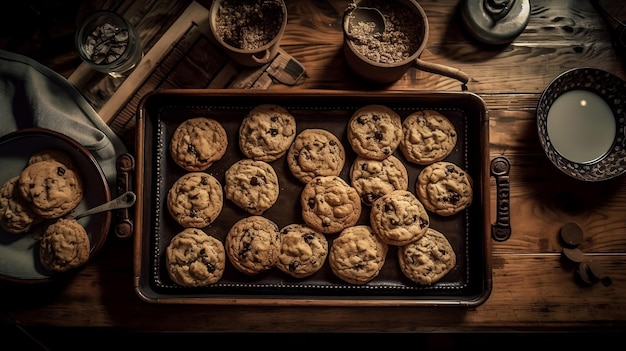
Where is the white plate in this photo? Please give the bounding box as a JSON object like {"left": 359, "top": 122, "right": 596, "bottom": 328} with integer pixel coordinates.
{"left": 0, "top": 128, "right": 111, "bottom": 283}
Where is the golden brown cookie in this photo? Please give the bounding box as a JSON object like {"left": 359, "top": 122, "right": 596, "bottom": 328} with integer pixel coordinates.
{"left": 347, "top": 104, "right": 403, "bottom": 161}
{"left": 416, "top": 161, "right": 473, "bottom": 216}
{"left": 275, "top": 223, "right": 328, "bottom": 278}
{"left": 400, "top": 110, "right": 457, "bottom": 165}
{"left": 349, "top": 155, "right": 408, "bottom": 206}
{"left": 329, "top": 225, "right": 388, "bottom": 285}
{"left": 38, "top": 218, "right": 90, "bottom": 273}
{"left": 18, "top": 160, "right": 83, "bottom": 219}
{"left": 167, "top": 172, "right": 223, "bottom": 228}
{"left": 169, "top": 117, "right": 228, "bottom": 171}
{"left": 224, "top": 159, "right": 279, "bottom": 215}
{"left": 370, "top": 190, "right": 430, "bottom": 246}
{"left": 398, "top": 227, "right": 456, "bottom": 285}
{"left": 287, "top": 128, "right": 345, "bottom": 184}
{"left": 165, "top": 228, "right": 225, "bottom": 287}
{"left": 238, "top": 104, "right": 297, "bottom": 162}
{"left": 28, "top": 148, "right": 75, "bottom": 169}
{"left": 0, "top": 176, "right": 39, "bottom": 234}
{"left": 225, "top": 216, "right": 280, "bottom": 275}
{"left": 300, "top": 175, "right": 361, "bottom": 235}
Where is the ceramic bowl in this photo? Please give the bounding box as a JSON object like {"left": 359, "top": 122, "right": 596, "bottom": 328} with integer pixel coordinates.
{"left": 0, "top": 128, "right": 112, "bottom": 283}
{"left": 536, "top": 67, "right": 626, "bottom": 182}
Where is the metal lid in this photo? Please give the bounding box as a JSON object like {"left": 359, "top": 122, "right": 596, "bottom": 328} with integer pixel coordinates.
{"left": 461, "top": 0, "right": 531, "bottom": 45}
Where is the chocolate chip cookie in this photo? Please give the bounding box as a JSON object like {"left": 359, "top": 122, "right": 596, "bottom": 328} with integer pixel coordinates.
{"left": 398, "top": 227, "right": 456, "bottom": 285}
{"left": 347, "top": 104, "right": 403, "bottom": 161}
{"left": 165, "top": 227, "right": 225, "bottom": 287}
{"left": 239, "top": 104, "right": 297, "bottom": 162}
{"left": 224, "top": 159, "right": 279, "bottom": 215}
{"left": 0, "top": 176, "right": 38, "bottom": 234}
{"left": 167, "top": 172, "right": 223, "bottom": 228}
{"left": 329, "top": 225, "right": 388, "bottom": 285}
{"left": 400, "top": 110, "right": 457, "bottom": 165}
{"left": 275, "top": 223, "right": 328, "bottom": 278}
{"left": 349, "top": 155, "right": 408, "bottom": 206}
{"left": 370, "top": 190, "right": 430, "bottom": 246}
{"left": 169, "top": 117, "right": 228, "bottom": 171}
{"left": 226, "top": 215, "right": 280, "bottom": 275}
{"left": 416, "top": 161, "right": 473, "bottom": 216}
{"left": 38, "top": 218, "right": 90, "bottom": 273}
{"left": 300, "top": 175, "right": 361, "bottom": 235}
{"left": 287, "top": 128, "right": 345, "bottom": 184}
{"left": 18, "top": 160, "right": 83, "bottom": 219}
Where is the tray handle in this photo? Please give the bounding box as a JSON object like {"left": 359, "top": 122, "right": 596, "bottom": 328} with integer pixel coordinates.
{"left": 114, "top": 153, "right": 135, "bottom": 240}
{"left": 490, "top": 156, "right": 511, "bottom": 241}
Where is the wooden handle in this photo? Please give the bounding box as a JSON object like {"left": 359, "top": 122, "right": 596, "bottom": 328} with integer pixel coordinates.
{"left": 414, "top": 58, "right": 471, "bottom": 84}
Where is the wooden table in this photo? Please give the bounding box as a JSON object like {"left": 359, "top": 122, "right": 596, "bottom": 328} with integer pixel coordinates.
{"left": 1, "top": 0, "right": 626, "bottom": 341}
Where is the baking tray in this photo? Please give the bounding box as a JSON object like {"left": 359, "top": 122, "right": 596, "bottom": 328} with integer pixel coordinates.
{"left": 133, "top": 89, "right": 492, "bottom": 307}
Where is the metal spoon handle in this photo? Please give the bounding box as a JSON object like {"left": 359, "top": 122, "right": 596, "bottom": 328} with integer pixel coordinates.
{"left": 67, "top": 191, "right": 137, "bottom": 220}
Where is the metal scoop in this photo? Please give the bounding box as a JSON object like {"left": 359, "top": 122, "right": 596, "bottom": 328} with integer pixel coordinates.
{"left": 66, "top": 191, "right": 136, "bottom": 220}
{"left": 344, "top": 6, "right": 386, "bottom": 37}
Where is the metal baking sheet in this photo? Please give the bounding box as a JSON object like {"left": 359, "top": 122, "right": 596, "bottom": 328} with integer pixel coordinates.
{"left": 133, "top": 89, "right": 491, "bottom": 307}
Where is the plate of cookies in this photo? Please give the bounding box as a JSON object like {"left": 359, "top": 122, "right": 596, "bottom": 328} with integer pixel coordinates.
{"left": 0, "top": 128, "right": 111, "bottom": 283}
{"left": 133, "top": 89, "right": 492, "bottom": 307}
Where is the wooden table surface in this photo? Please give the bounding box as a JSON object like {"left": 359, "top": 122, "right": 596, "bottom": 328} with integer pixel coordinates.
{"left": 1, "top": 0, "right": 626, "bottom": 337}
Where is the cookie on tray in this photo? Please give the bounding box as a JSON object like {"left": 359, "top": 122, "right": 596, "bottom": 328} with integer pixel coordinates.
{"left": 287, "top": 128, "right": 346, "bottom": 184}
{"left": 416, "top": 161, "right": 473, "bottom": 216}
{"left": 167, "top": 172, "right": 223, "bottom": 228}
{"left": 400, "top": 110, "right": 457, "bottom": 165}
{"left": 0, "top": 176, "right": 39, "bottom": 234}
{"left": 165, "top": 228, "right": 225, "bottom": 287}
{"left": 398, "top": 227, "right": 456, "bottom": 285}
{"left": 169, "top": 117, "right": 228, "bottom": 171}
{"left": 370, "top": 190, "right": 430, "bottom": 246}
{"left": 349, "top": 155, "right": 408, "bottom": 206}
{"left": 18, "top": 160, "right": 83, "bottom": 219}
{"left": 300, "top": 175, "right": 361, "bottom": 235}
{"left": 239, "top": 104, "right": 297, "bottom": 162}
{"left": 275, "top": 223, "right": 328, "bottom": 279}
{"left": 38, "top": 218, "right": 90, "bottom": 273}
{"left": 225, "top": 215, "right": 280, "bottom": 275}
{"left": 329, "top": 225, "right": 388, "bottom": 285}
{"left": 224, "top": 159, "right": 279, "bottom": 215}
{"left": 347, "top": 104, "right": 403, "bottom": 161}
{"left": 28, "top": 148, "right": 75, "bottom": 169}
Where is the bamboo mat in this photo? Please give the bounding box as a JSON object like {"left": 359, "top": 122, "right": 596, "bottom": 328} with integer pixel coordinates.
{"left": 68, "top": 1, "right": 305, "bottom": 146}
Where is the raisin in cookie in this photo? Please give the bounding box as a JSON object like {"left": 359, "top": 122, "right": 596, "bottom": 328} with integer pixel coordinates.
{"left": 416, "top": 161, "right": 473, "bottom": 216}
{"left": 370, "top": 190, "right": 430, "bottom": 246}
{"left": 400, "top": 110, "right": 457, "bottom": 165}
{"left": 300, "top": 175, "right": 361, "bottom": 235}
{"left": 329, "top": 225, "right": 388, "bottom": 285}
{"left": 167, "top": 172, "right": 223, "bottom": 228}
{"left": 166, "top": 228, "right": 225, "bottom": 287}
{"left": 398, "top": 227, "right": 456, "bottom": 285}
{"left": 224, "top": 159, "right": 279, "bottom": 215}
{"left": 347, "top": 104, "right": 403, "bottom": 161}
{"left": 239, "top": 104, "right": 297, "bottom": 162}
{"left": 39, "top": 218, "right": 90, "bottom": 273}
{"left": 18, "top": 160, "right": 83, "bottom": 219}
{"left": 275, "top": 223, "right": 328, "bottom": 278}
{"left": 0, "top": 176, "right": 39, "bottom": 234}
{"left": 226, "top": 216, "right": 280, "bottom": 275}
{"left": 287, "top": 128, "right": 345, "bottom": 184}
{"left": 169, "top": 117, "right": 228, "bottom": 171}
{"left": 350, "top": 155, "right": 408, "bottom": 206}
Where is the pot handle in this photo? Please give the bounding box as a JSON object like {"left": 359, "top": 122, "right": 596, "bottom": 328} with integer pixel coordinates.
{"left": 414, "top": 58, "right": 471, "bottom": 84}
{"left": 252, "top": 49, "right": 272, "bottom": 64}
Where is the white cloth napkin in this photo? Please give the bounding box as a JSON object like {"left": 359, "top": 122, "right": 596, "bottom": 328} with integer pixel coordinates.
{"left": 0, "top": 49, "right": 127, "bottom": 193}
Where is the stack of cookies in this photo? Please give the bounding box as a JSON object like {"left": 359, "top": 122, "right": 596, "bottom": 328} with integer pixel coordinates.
{"left": 0, "top": 149, "right": 90, "bottom": 273}
{"left": 163, "top": 103, "right": 473, "bottom": 287}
